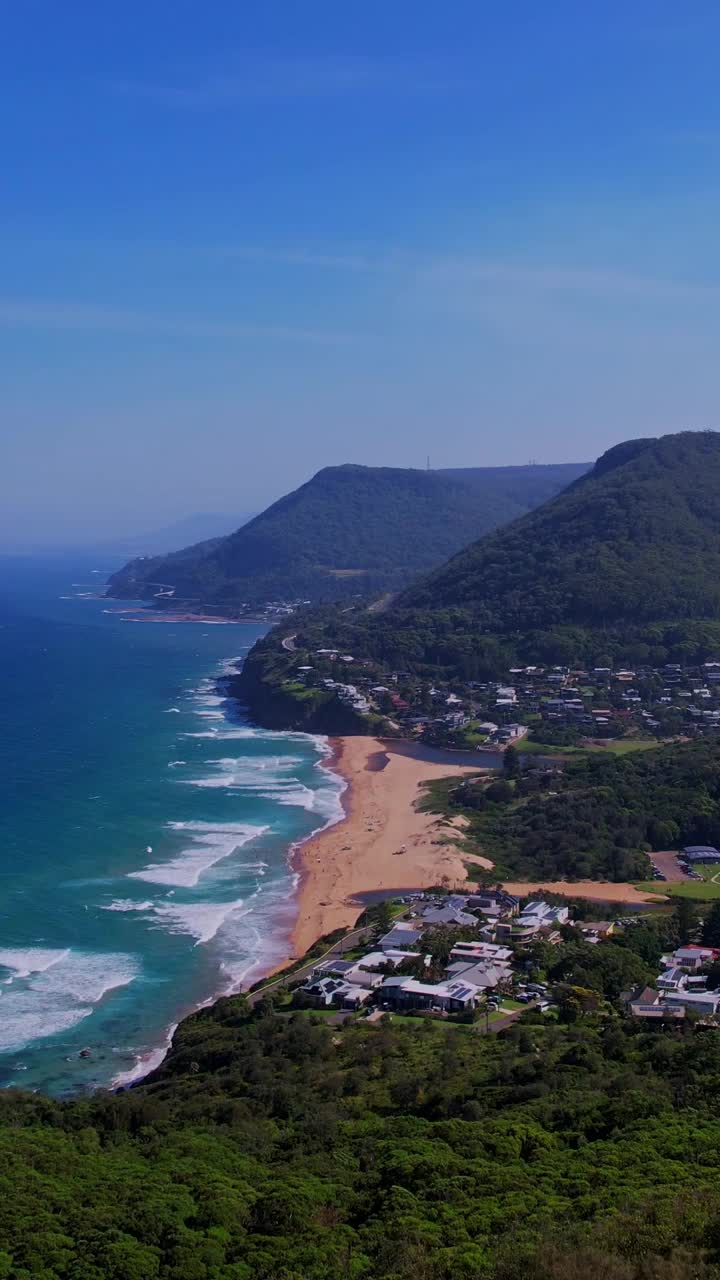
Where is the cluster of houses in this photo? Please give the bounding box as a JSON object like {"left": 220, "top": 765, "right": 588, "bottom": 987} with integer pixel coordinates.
{"left": 297, "top": 890, "right": 573, "bottom": 1017}
{"left": 627, "top": 944, "right": 720, "bottom": 1019}
{"left": 294, "top": 887, "right": 720, "bottom": 1027}
{"left": 283, "top": 648, "right": 720, "bottom": 748}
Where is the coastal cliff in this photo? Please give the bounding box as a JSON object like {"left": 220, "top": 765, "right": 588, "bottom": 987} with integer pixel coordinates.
{"left": 230, "top": 645, "right": 372, "bottom": 734}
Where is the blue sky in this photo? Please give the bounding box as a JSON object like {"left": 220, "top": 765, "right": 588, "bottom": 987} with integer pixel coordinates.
{"left": 3, "top": 1, "right": 720, "bottom": 542}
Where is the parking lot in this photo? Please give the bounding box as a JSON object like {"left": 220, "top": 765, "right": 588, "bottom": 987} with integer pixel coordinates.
{"left": 649, "top": 850, "right": 692, "bottom": 882}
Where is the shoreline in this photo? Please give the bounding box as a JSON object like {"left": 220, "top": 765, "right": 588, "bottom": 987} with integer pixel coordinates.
{"left": 288, "top": 735, "right": 488, "bottom": 958}
{"left": 111, "top": 729, "right": 662, "bottom": 1091}
{"left": 111, "top": 727, "right": 347, "bottom": 1090}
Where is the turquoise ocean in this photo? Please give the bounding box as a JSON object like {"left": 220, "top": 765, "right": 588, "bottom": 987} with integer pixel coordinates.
{"left": 0, "top": 556, "right": 345, "bottom": 1095}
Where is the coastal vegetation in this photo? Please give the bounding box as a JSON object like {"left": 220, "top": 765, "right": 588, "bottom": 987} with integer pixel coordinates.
{"left": 3, "top": 992, "right": 720, "bottom": 1279}
{"left": 106, "top": 462, "right": 587, "bottom": 610}
{"left": 251, "top": 433, "right": 720, "bottom": 684}
{"left": 428, "top": 738, "right": 720, "bottom": 883}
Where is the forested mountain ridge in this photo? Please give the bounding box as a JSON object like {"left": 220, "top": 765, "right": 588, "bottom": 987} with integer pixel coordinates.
{"left": 106, "top": 461, "right": 588, "bottom": 609}
{"left": 400, "top": 432, "right": 720, "bottom": 624}
{"left": 271, "top": 431, "right": 720, "bottom": 679}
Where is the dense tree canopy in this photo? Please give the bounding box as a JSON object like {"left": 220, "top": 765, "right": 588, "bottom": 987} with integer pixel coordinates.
{"left": 2, "top": 993, "right": 720, "bottom": 1279}
{"left": 107, "top": 463, "right": 586, "bottom": 610}
{"left": 446, "top": 737, "right": 720, "bottom": 881}
{"left": 271, "top": 432, "right": 720, "bottom": 679}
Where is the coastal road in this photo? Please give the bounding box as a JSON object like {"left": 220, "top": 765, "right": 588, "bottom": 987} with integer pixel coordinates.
{"left": 281, "top": 634, "right": 297, "bottom": 652}
{"left": 245, "top": 921, "right": 374, "bottom": 1006}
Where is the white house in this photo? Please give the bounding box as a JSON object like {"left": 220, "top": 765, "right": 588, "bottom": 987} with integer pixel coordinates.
{"left": 516, "top": 900, "right": 569, "bottom": 933}
{"left": 381, "top": 976, "right": 482, "bottom": 1012}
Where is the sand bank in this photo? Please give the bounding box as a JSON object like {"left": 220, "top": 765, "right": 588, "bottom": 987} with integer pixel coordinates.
{"left": 291, "top": 737, "right": 487, "bottom": 956}
{"left": 501, "top": 880, "right": 664, "bottom": 904}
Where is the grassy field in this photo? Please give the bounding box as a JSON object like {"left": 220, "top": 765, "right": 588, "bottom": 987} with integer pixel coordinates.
{"left": 518, "top": 737, "right": 659, "bottom": 757}
{"left": 585, "top": 738, "right": 660, "bottom": 755}
{"left": 635, "top": 863, "right": 720, "bottom": 900}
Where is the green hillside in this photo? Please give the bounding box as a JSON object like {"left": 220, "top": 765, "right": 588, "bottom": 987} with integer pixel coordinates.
{"left": 3, "top": 993, "right": 720, "bottom": 1278}
{"left": 287, "top": 432, "right": 720, "bottom": 677}
{"left": 106, "top": 462, "right": 587, "bottom": 609}
{"left": 402, "top": 433, "right": 720, "bottom": 625}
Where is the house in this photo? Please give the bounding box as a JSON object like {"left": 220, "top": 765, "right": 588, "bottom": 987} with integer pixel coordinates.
{"left": 446, "top": 894, "right": 475, "bottom": 912}
{"left": 311, "top": 958, "right": 356, "bottom": 978}
{"left": 577, "top": 921, "right": 615, "bottom": 944}
{"left": 661, "top": 990, "right": 720, "bottom": 1016}
{"left": 352, "top": 948, "right": 418, "bottom": 971}
{"left": 333, "top": 964, "right": 384, "bottom": 990}
{"left": 421, "top": 904, "right": 477, "bottom": 927}
{"left": 671, "top": 946, "right": 716, "bottom": 971}
{"left": 497, "top": 723, "right": 526, "bottom": 743}
{"left": 495, "top": 686, "right": 517, "bottom": 703}
{"left": 516, "top": 900, "right": 569, "bottom": 933}
{"left": 657, "top": 967, "right": 688, "bottom": 992}
{"left": 630, "top": 1001, "right": 685, "bottom": 1020}
{"left": 467, "top": 890, "right": 519, "bottom": 918}
{"left": 450, "top": 940, "right": 514, "bottom": 964}
{"left": 624, "top": 984, "right": 659, "bottom": 1009}
{"left": 300, "top": 976, "right": 373, "bottom": 1009}
{"left": 380, "top": 976, "right": 482, "bottom": 1012}
{"left": 445, "top": 960, "right": 510, "bottom": 989}
{"left": 378, "top": 922, "right": 424, "bottom": 952}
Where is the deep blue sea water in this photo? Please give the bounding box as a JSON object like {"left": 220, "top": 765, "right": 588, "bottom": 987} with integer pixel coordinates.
{"left": 0, "top": 556, "right": 344, "bottom": 1095}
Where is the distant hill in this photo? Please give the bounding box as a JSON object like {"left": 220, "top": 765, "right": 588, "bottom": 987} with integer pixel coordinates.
{"left": 1, "top": 513, "right": 250, "bottom": 560}
{"left": 439, "top": 462, "right": 589, "bottom": 512}
{"left": 277, "top": 432, "right": 720, "bottom": 677}
{"left": 94, "top": 512, "right": 250, "bottom": 558}
{"left": 106, "top": 462, "right": 587, "bottom": 609}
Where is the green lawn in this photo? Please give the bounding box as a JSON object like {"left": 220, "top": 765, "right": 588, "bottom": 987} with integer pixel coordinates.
{"left": 586, "top": 738, "right": 660, "bottom": 755}
{"left": 634, "top": 876, "right": 720, "bottom": 901}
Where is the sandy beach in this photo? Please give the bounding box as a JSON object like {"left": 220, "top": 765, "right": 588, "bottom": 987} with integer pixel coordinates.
{"left": 288, "top": 737, "right": 667, "bottom": 962}
{"left": 290, "top": 737, "right": 488, "bottom": 956}
{"left": 501, "top": 880, "right": 664, "bottom": 904}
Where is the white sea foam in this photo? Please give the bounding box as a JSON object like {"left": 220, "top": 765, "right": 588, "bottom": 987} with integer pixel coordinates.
{"left": 102, "top": 899, "right": 155, "bottom": 912}
{"left": 0, "top": 950, "right": 140, "bottom": 1054}
{"left": 182, "top": 727, "right": 330, "bottom": 748}
{"left": 181, "top": 753, "right": 311, "bottom": 791}
{"left": 147, "top": 898, "right": 245, "bottom": 945}
{"left": 0, "top": 948, "right": 71, "bottom": 981}
{"left": 111, "top": 1023, "right": 179, "bottom": 1088}
{"left": 127, "top": 822, "right": 269, "bottom": 888}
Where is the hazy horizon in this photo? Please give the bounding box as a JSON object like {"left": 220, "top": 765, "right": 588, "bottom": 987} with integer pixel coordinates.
{"left": 4, "top": 2, "right": 720, "bottom": 543}
{"left": 1, "top": 458, "right": 591, "bottom": 552}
